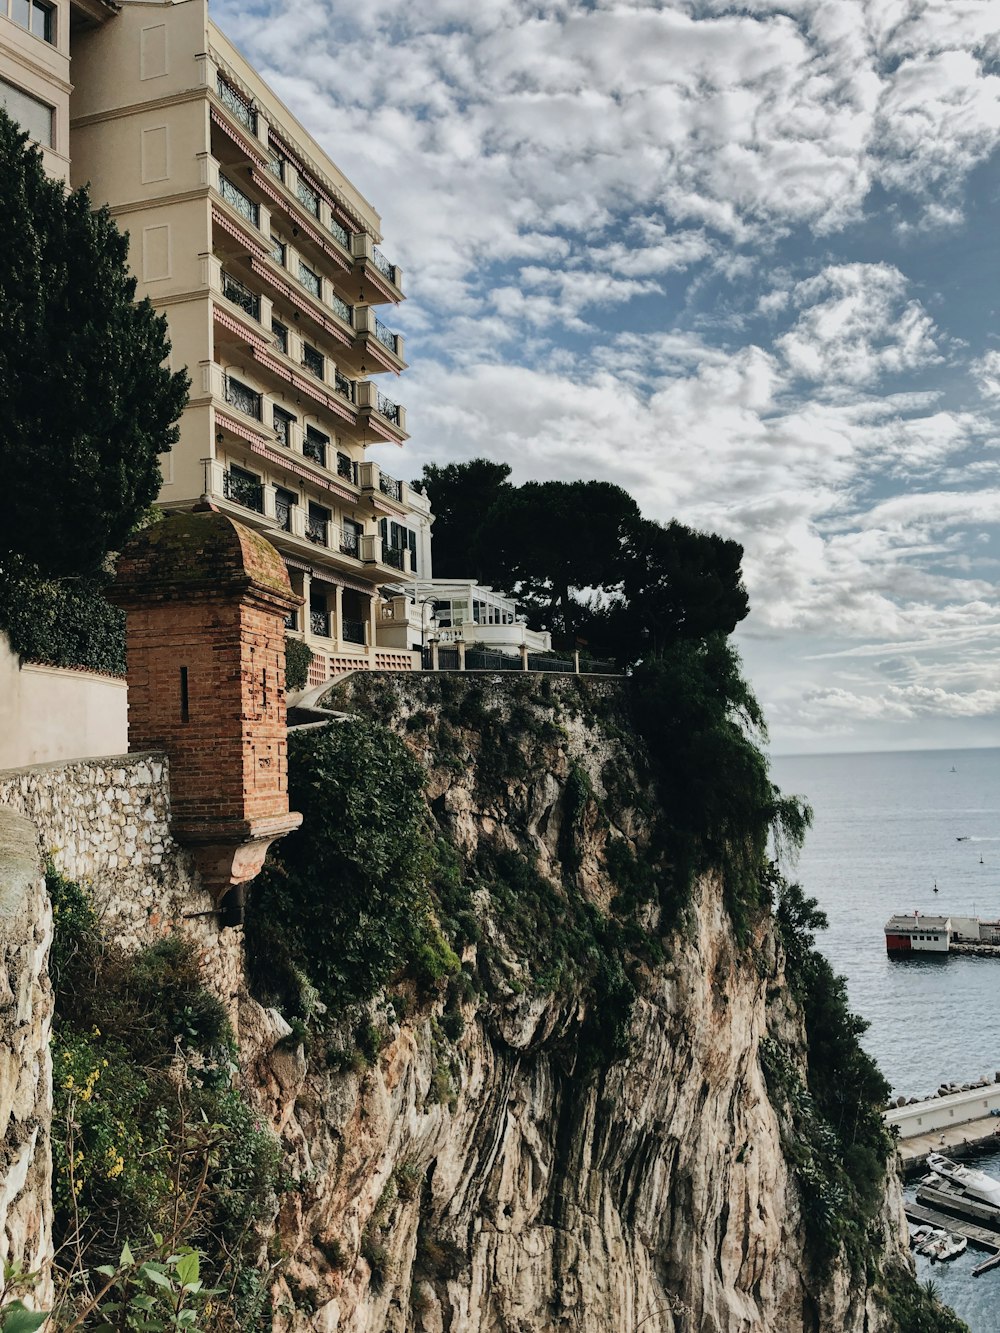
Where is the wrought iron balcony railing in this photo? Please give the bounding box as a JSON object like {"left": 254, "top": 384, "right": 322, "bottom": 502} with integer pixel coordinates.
{"left": 334, "top": 369, "right": 356, "bottom": 402}
{"left": 378, "top": 472, "right": 402, "bottom": 502}
{"left": 224, "top": 376, "right": 262, "bottom": 420}
{"left": 337, "top": 452, "right": 357, "bottom": 483}
{"left": 339, "top": 527, "right": 359, "bottom": 557}
{"left": 305, "top": 514, "right": 328, "bottom": 545}
{"left": 298, "top": 261, "right": 320, "bottom": 299}
{"left": 223, "top": 470, "right": 263, "bottom": 513}
{"left": 376, "top": 390, "right": 400, "bottom": 425}
{"left": 295, "top": 177, "right": 319, "bottom": 217}
{"left": 221, "top": 270, "right": 260, "bottom": 322}
{"left": 342, "top": 619, "right": 365, "bottom": 645}
{"left": 266, "top": 147, "right": 285, "bottom": 182}
{"left": 329, "top": 216, "right": 350, "bottom": 249}
{"left": 373, "top": 316, "right": 398, "bottom": 354}
{"left": 269, "top": 235, "right": 285, "bottom": 266}
{"left": 303, "top": 432, "right": 327, "bottom": 467}
{"left": 310, "top": 609, "right": 330, "bottom": 637}
{"left": 272, "top": 323, "right": 288, "bottom": 354}
{"left": 275, "top": 496, "right": 293, "bottom": 530}
{"left": 273, "top": 409, "right": 292, "bottom": 447}
{"left": 383, "top": 545, "right": 404, "bottom": 571}
{"left": 372, "top": 246, "right": 396, "bottom": 283}
{"left": 329, "top": 291, "right": 353, "bottom": 325}
{"left": 302, "top": 344, "right": 324, "bottom": 379}
{"left": 219, "top": 174, "right": 259, "bottom": 228}
{"left": 217, "top": 76, "right": 256, "bottom": 134}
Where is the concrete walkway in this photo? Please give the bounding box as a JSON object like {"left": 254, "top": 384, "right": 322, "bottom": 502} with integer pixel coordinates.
{"left": 899, "top": 1115, "right": 1000, "bottom": 1171}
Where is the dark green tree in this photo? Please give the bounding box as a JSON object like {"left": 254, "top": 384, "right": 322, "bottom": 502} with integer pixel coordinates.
{"left": 474, "top": 479, "right": 641, "bottom": 634}
{"left": 412, "top": 458, "right": 512, "bottom": 579}
{"left": 0, "top": 111, "right": 189, "bottom": 577}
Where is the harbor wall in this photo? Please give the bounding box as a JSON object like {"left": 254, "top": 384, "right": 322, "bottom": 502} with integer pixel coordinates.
{"left": 887, "top": 1085, "right": 1000, "bottom": 1140}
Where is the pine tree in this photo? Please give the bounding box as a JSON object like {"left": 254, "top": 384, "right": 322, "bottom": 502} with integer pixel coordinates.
{"left": 0, "top": 110, "right": 189, "bottom": 577}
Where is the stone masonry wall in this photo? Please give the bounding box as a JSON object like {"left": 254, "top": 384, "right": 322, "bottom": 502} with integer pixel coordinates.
{"left": 0, "top": 810, "right": 54, "bottom": 1312}
{"left": 0, "top": 753, "right": 242, "bottom": 1014}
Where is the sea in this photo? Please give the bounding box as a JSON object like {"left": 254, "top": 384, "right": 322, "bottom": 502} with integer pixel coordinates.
{"left": 771, "top": 748, "right": 1000, "bottom": 1333}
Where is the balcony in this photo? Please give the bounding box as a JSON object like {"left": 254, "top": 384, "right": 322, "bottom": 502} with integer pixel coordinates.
{"left": 377, "top": 390, "right": 401, "bottom": 426}
{"left": 337, "top": 452, "right": 358, "bottom": 484}
{"left": 224, "top": 375, "right": 262, "bottom": 420}
{"left": 329, "top": 291, "right": 353, "bottom": 327}
{"left": 217, "top": 75, "right": 257, "bottom": 135}
{"left": 302, "top": 344, "right": 324, "bottom": 379}
{"left": 373, "top": 316, "right": 398, "bottom": 355}
{"left": 298, "top": 260, "right": 321, "bottom": 299}
{"left": 310, "top": 609, "right": 331, "bottom": 638}
{"left": 223, "top": 469, "right": 263, "bottom": 513}
{"left": 379, "top": 471, "right": 402, "bottom": 502}
{"left": 275, "top": 497, "right": 294, "bottom": 531}
{"left": 351, "top": 232, "right": 404, "bottom": 304}
{"left": 342, "top": 619, "right": 366, "bottom": 646}
{"left": 329, "top": 216, "right": 350, "bottom": 250}
{"left": 372, "top": 246, "right": 396, "bottom": 284}
{"left": 339, "top": 527, "right": 360, "bottom": 557}
{"left": 306, "top": 513, "right": 328, "bottom": 546}
{"left": 221, "top": 269, "right": 260, "bottom": 322}
{"left": 303, "top": 432, "right": 327, "bottom": 468}
{"left": 219, "top": 173, "right": 259, "bottom": 228}
{"left": 273, "top": 408, "right": 293, "bottom": 447}
{"left": 334, "top": 369, "right": 356, "bottom": 402}
{"left": 383, "top": 545, "right": 405, "bottom": 572}
{"left": 296, "top": 177, "right": 320, "bottom": 218}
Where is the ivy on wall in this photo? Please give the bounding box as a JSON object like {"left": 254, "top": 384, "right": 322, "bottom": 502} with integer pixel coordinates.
{"left": 0, "top": 564, "right": 125, "bottom": 676}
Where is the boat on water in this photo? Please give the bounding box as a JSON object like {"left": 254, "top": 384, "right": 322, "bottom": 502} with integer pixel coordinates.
{"left": 927, "top": 1152, "right": 1000, "bottom": 1208}
{"left": 926, "top": 1232, "right": 968, "bottom": 1262}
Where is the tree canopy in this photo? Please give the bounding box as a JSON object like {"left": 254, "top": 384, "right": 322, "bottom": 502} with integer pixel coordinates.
{"left": 413, "top": 458, "right": 511, "bottom": 581}
{"left": 0, "top": 111, "right": 189, "bottom": 577}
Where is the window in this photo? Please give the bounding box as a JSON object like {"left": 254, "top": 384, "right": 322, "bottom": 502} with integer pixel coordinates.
{"left": 298, "top": 260, "right": 320, "bottom": 299}
{"left": 0, "top": 76, "right": 53, "bottom": 145}
{"left": 10, "top": 0, "right": 53, "bottom": 42}
{"left": 303, "top": 426, "right": 328, "bottom": 468}
{"left": 302, "top": 343, "right": 323, "bottom": 379}
{"left": 271, "top": 319, "right": 288, "bottom": 355}
{"left": 306, "top": 502, "right": 330, "bottom": 547}
{"left": 274, "top": 485, "right": 297, "bottom": 532}
{"left": 273, "top": 405, "right": 294, "bottom": 447}
{"left": 340, "top": 516, "right": 362, "bottom": 556}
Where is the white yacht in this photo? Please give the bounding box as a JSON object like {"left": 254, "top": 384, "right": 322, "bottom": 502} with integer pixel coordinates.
{"left": 926, "top": 1152, "right": 1000, "bottom": 1209}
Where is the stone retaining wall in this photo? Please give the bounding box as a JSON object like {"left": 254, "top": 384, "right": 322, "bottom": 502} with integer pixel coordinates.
{"left": 0, "top": 753, "right": 242, "bottom": 1013}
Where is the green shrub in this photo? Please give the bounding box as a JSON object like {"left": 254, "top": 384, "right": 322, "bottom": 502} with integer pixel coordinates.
{"left": 246, "top": 720, "right": 455, "bottom": 1020}
{"left": 0, "top": 565, "right": 125, "bottom": 675}
{"left": 284, "top": 635, "right": 313, "bottom": 691}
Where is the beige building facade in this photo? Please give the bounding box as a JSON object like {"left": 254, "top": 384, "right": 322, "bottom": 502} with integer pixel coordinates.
{"left": 65, "top": 0, "right": 423, "bottom": 679}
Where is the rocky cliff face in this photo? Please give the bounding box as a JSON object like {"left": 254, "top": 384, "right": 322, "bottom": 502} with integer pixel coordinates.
{"left": 239, "top": 674, "right": 909, "bottom": 1333}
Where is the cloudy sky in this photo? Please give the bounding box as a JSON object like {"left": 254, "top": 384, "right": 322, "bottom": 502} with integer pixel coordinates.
{"left": 214, "top": 0, "right": 1000, "bottom": 754}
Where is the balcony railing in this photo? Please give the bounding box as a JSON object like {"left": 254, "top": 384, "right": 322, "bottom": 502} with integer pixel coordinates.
{"left": 302, "top": 345, "right": 324, "bottom": 379}
{"left": 306, "top": 514, "right": 328, "bottom": 545}
{"left": 272, "top": 323, "right": 288, "bottom": 354}
{"left": 223, "top": 470, "right": 263, "bottom": 513}
{"left": 373, "top": 316, "right": 398, "bottom": 354}
{"left": 269, "top": 235, "right": 285, "bottom": 266}
{"left": 372, "top": 246, "right": 396, "bottom": 283}
{"left": 383, "top": 545, "right": 404, "bottom": 571}
{"left": 310, "top": 609, "right": 330, "bottom": 637}
{"left": 295, "top": 177, "right": 320, "bottom": 217}
{"left": 329, "top": 291, "right": 353, "bottom": 325}
{"left": 266, "top": 147, "right": 285, "bottom": 182}
{"left": 337, "top": 452, "right": 357, "bottom": 483}
{"left": 219, "top": 174, "right": 259, "bottom": 228}
{"left": 334, "top": 369, "right": 356, "bottom": 402}
{"left": 342, "top": 619, "right": 366, "bottom": 645}
{"left": 221, "top": 269, "right": 260, "bottom": 322}
{"left": 329, "top": 216, "right": 350, "bottom": 249}
{"left": 303, "top": 433, "right": 327, "bottom": 467}
{"left": 275, "top": 496, "right": 293, "bottom": 530}
{"left": 273, "top": 409, "right": 292, "bottom": 447}
{"left": 339, "top": 527, "right": 359, "bottom": 557}
{"left": 224, "top": 376, "right": 262, "bottom": 420}
{"left": 379, "top": 472, "right": 402, "bottom": 502}
{"left": 376, "top": 390, "right": 400, "bottom": 425}
{"left": 217, "top": 76, "right": 256, "bottom": 134}
{"left": 298, "top": 261, "right": 320, "bottom": 299}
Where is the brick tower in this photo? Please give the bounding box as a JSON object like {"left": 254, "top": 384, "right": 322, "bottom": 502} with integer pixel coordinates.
{"left": 112, "top": 509, "right": 302, "bottom": 922}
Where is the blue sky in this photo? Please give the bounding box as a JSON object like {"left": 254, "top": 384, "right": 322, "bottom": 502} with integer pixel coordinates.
{"left": 214, "top": 0, "right": 1000, "bottom": 753}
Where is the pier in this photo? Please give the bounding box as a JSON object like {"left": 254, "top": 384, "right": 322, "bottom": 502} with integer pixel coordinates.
{"left": 884, "top": 1083, "right": 1000, "bottom": 1171}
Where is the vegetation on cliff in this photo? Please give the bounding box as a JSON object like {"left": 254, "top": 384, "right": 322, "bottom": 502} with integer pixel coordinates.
{"left": 46, "top": 868, "right": 279, "bottom": 1330}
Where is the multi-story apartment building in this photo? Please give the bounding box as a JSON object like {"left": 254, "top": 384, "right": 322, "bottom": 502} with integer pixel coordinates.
{"left": 64, "top": 0, "right": 425, "bottom": 680}
{"left": 0, "top": 0, "right": 115, "bottom": 181}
